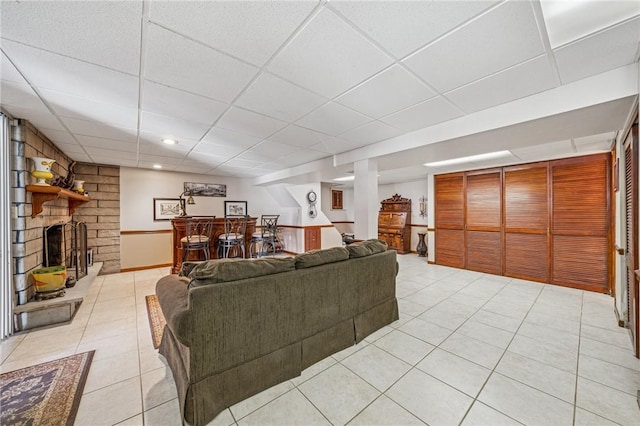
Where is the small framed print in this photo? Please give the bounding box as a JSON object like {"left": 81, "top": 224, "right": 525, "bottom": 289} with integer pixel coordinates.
{"left": 153, "top": 198, "right": 181, "bottom": 221}
{"left": 224, "top": 201, "right": 247, "bottom": 216}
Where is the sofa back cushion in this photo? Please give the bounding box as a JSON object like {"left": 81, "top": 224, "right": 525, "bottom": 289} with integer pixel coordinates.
{"left": 346, "top": 239, "right": 388, "bottom": 258}
{"left": 295, "top": 246, "right": 349, "bottom": 269}
{"left": 188, "top": 257, "right": 296, "bottom": 287}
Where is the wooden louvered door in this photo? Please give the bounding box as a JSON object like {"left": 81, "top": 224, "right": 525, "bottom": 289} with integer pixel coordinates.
{"left": 466, "top": 169, "right": 502, "bottom": 274}
{"left": 550, "top": 154, "right": 610, "bottom": 292}
{"left": 504, "top": 163, "right": 549, "bottom": 282}
{"left": 623, "top": 122, "right": 638, "bottom": 356}
{"left": 435, "top": 173, "right": 465, "bottom": 268}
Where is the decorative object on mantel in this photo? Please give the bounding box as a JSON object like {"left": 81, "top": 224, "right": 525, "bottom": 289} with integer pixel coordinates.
{"left": 29, "top": 157, "right": 55, "bottom": 186}
{"left": 0, "top": 350, "right": 94, "bottom": 426}
{"left": 32, "top": 265, "right": 67, "bottom": 300}
{"left": 416, "top": 232, "right": 428, "bottom": 257}
{"left": 419, "top": 196, "right": 427, "bottom": 217}
{"left": 51, "top": 160, "right": 76, "bottom": 189}
{"left": 72, "top": 180, "right": 85, "bottom": 194}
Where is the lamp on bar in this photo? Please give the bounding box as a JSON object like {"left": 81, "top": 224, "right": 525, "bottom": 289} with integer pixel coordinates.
{"left": 178, "top": 190, "right": 196, "bottom": 217}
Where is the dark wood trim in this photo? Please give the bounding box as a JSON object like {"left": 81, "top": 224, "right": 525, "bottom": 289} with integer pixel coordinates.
{"left": 279, "top": 224, "right": 334, "bottom": 229}
{"left": 615, "top": 245, "right": 626, "bottom": 255}
{"left": 120, "top": 229, "right": 172, "bottom": 235}
{"left": 614, "top": 303, "right": 626, "bottom": 327}
{"left": 120, "top": 262, "right": 172, "bottom": 273}
{"left": 331, "top": 221, "right": 354, "bottom": 224}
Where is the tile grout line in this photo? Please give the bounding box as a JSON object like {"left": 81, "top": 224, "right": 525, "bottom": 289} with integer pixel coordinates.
{"left": 572, "top": 290, "right": 585, "bottom": 426}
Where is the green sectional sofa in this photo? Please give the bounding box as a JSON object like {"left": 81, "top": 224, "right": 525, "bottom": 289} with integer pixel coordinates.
{"left": 155, "top": 239, "right": 399, "bottom": 425}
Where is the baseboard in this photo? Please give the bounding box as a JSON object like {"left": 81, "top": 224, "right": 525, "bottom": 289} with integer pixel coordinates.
{"left": 120, "top": 263, "right": 172, "bottom": 273}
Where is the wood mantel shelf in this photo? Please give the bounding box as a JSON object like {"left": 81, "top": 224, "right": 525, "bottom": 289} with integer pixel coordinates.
{"left": 26, "top": 185, "right": 91, "bottom": 217}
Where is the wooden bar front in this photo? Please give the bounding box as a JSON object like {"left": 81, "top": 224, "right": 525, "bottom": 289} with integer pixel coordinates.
{"left": 171, "top": 216, "right": 257, "bottom": 274}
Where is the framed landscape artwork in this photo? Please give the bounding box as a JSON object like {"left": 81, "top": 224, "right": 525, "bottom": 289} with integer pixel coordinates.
{"left": 154, "top": 198, "right": 181, "bottom": 221}
{"left": 224, "top": 201, "right": 247, "bottom": 216}
{"left": 184, "top": 182, "right": 226, "bottom": 197}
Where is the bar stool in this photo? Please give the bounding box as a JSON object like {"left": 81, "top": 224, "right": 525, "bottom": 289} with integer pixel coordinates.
{"left": 249, "top": 215, "right": 279, "bottom": 258}
{"left": 181, "top": 217, "right": 215, "bottom": 262}
{"left": 218, "top": 215, "right": 247, "bottom": 258}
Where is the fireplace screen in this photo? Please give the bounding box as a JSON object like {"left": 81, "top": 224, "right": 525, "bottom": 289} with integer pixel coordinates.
{"left": 43, "top": 221, "right": 88, "bottom": 280}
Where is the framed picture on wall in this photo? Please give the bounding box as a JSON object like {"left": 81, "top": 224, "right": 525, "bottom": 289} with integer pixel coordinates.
{"left": 153, "top": 198, "right": 181, "bottom": 221}
{"left": 184, "top": 182, "right": 226, "bottom": 197}
{"left": 224, "top": 201, "right": 247, "bottom": 216}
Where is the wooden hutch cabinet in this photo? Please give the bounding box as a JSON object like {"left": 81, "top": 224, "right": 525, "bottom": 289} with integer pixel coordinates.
{"left": 378, "top": 194, "right": 411, "bottom": 254}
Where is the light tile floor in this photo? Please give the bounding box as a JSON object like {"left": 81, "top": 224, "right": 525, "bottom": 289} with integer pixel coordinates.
{"left": 2, "top": 255, "right": 639, "bottom": 425}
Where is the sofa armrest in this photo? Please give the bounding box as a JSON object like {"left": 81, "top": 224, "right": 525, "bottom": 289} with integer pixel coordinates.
{"left": 155, "top": 275, "right": 192, "bottom": 347}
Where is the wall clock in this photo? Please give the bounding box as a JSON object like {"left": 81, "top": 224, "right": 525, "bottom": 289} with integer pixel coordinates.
{"left": 307, "top": 190, "right": 317, "bottom": 218}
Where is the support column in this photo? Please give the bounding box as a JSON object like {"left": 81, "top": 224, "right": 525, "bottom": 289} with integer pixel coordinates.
{"left": 353, "top": 159, "right": 378, "bottom": 240}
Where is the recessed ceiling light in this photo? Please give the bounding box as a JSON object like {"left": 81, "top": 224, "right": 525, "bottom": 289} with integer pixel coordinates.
{"left": 423, "top": 151, "right": 511, "bottom": 168}
{"left": 153, "top": 164, "right": 162, "bottom": 169}
{"left": 162, "top": 138, "right": 177, "bottom": 145}
{"left": 333, "top": 176, "right": 355, "bottom": 182}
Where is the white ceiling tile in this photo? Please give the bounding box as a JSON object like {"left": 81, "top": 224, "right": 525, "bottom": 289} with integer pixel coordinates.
{"left": 445, "top": 55, "right": 558, "bottom": 114}
{"left": 381, "top": 97, "right": 464, "bottom": 132}
{"left": 279, "top": 149, "right": 329, "bottom": 166}
{"left": 1, "top": 1, "right": 142, "bottom": 74}
{"left": 336, "top": 65, "right": 436, "bottom": 118}
{"left": 84, "top": 155, "right": 137, "bottom": 167}
{"left": 331, "top": 0, "right": 498, "bottom": 59}
{"left": 309, "top": 138, "right": 360, "bottom": 155}
{"left": 41, "top": 88, "right": 138, "bottom": 128}
{"left": 1, "top": 40, "right": 139, "bottom": 108}
{"left": 267, "top": 8, "right": 393, "bottom": 98}
{"left": 268, "top": 124, "right": 336, "bottom": 148}
{"left": 38, "top": 128, "right": 78, "bottom": 146}
{"left": 510, "top": 140, "right": 575, "bottom": 161}
{"left": 142, "top": 81, "right": 229, "bottom": 125}
{"left": 186, "top": 152, "right": 228, "bottom": 167}
{"left": 138, "top": 153, "right": 184, "bottom": 165}
{"left": 76, "top": 135, "right": 138, "bottom": 153}
{"left": 403, "top": 1, "right": 545, "bottom": 92}
{"left": 138, "top": 131, "right": 198, "bottom": 152}
{"left": 235, "top": 72, "right": 327, "bottom": 122}
{"left": 296, "top": 102, "right": 371, "bottom": 136}
{"left": 137, "top": 161, "right": 178, "bottom": 171}
{"left": 1, "top": 81, "right": 50, "bottom": 111}
{"left": 140, "top": 111, "right": 210, "bottom": 142}
{"left": 84, "top": 145, "right": 137, "bottom": 158}
{"left": 192, "top": 141, "right": 245, "bottom": 158}
{"left": 148, "top": 1, "right": 316, "bottom": 66}
{"left": 172, "top": 164, "right": 213, "bottom": 174}
{"left": 67, "top": 152, "right": 93, "bottom": 163}
{"left": 138, "top": 143, "right": 190, "bottom": 160}
{"left": 239, "top": 140, "right": 302, "bottom": 161}
{"left": 554, "top": 17, "right": 640, "bottom": 84}
{"left": 1, "top": 52, "right": 28, "bottom": 84}
{"left": 54, "top": 142, "right": 85, "bottom": 155}
{"left": 145, "top": 24, "right": 258, "bottom": 103}
{"left": 62, "top": 117, "right": 137, "bottom": 142}
{"left": 5, "top": 106, "right": 65, "bottom": 131}
{"left": 573, "top": 132, "right": 616, "bottom": 145}
{"left": 202, "top": 127, "right": 261, "bottom": 149}
{"left": 216, "top": 107, "right": 287, "bottom": 139}
{"left": 224, "top": 158, "right": 264, "bottom": 168}
{"left": 540, "top": 0, "right": 640, "bottom": 48}
{"left": 339, "top": 120, "right": 404, "bottom": 144}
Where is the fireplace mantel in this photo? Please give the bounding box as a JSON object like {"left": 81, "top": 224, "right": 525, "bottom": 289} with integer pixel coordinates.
{"left": 26, "top": 185, "right": 91, "bottom": 217}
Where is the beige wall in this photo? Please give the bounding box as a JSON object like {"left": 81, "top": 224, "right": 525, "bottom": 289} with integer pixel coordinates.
{"left": 120, "top": 233, "right": 172, "bottom": 270}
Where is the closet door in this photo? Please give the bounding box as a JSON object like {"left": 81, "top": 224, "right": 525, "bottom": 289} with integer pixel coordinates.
{"left": 551, "top": 154, "right": 610, "bottom": 292}
{"left": 466, "top": 169, "right": 502, "bottom": 274}
{"left": 504, "top": 163, "right": 549, "bottom": 282}
{"left": 435, "top": 173, "right": 465, "bottom": 268}
{"left": 623, "top": 122, "right": 638, "bottom": 356}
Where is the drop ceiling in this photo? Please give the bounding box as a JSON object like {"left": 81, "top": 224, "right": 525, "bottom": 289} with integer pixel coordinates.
{"left": 1, "top": 0, "right": 638, "bottom": 186}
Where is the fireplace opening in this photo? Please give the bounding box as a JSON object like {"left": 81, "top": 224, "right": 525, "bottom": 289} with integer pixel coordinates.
{"left": 43, "top": 221, "right": 88, "bottom": 283}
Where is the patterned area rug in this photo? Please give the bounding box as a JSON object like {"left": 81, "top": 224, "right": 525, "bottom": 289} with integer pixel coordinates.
{"left": 146, "top": 294, "right": 166, "bottom": 349}
{"left": 0, "top": 350, "right": 94, "bottom": 426}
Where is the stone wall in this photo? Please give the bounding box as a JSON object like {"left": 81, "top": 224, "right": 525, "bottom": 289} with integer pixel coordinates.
{"left": 12, "top": 120, "right": 75, "bottom": 304}
{"left": 11, "top": 120, "right": 122, "bottom": 307}
{"left": 73, "top": 164, "right": 121, "bottom": 274}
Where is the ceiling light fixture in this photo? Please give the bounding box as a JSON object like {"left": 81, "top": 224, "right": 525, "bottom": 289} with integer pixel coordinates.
{"left": 162, "top": 138, "right": 177, "bottom": 145}
{"left": 333, "top": 176, "right": 355, "bottom": 182}
{"left": 153, "top": 164, "right": 162, "bottom": 169}
{"left": 423, "top": 150, "right": 511, "bottom": 168}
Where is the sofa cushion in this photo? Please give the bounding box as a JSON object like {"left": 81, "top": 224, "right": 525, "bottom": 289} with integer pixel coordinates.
{"left": 188, "top": 257, "right": 296, "bottom": 287}
{"left": 346, "top": 239, "right": 388, "bottom": 258}
{"left": 295, "top": 246, "right": 349, "bottom": 269}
